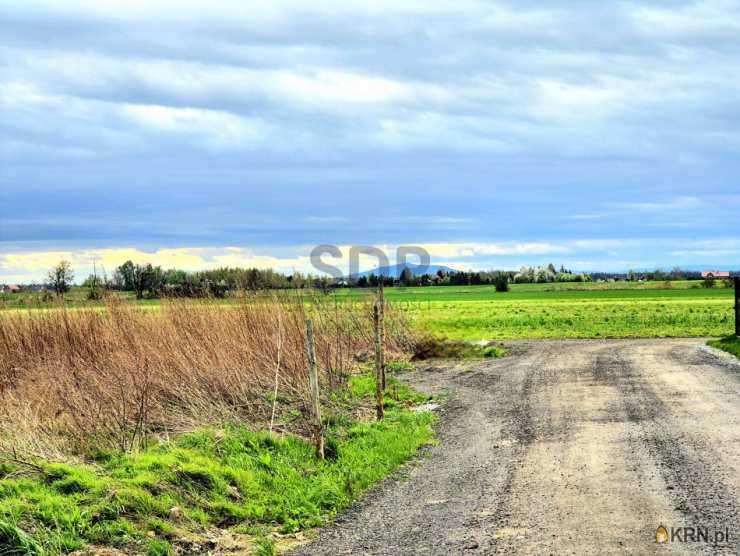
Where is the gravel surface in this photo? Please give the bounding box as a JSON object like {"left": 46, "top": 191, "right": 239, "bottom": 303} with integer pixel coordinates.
{"left": 290, "top": 339, "right": 740, "bottom": 555}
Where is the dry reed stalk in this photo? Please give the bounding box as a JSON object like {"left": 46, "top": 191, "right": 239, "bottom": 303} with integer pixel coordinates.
{"left": 0, "top": 293, "right": 415, "bottom": 458}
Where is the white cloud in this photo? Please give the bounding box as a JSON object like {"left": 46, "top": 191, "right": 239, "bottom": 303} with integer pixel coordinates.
{"left": 613, "top": 196, "right": 701, "bottom": 212}
{"left": 0, "top": 247, "right": 318, "bottom": 283}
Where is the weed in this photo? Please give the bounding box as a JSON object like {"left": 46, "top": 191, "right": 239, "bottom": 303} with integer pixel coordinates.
{"left": 0, "top": 520, "right": 43, "bottom": 555}
{"left": 0, "top": 411, "right": 435, "bottom": 553}
{"left": 254, "top": 535, "right": 276, "bottom": 556}
{"left": 708, "top": 336, "right": 740, "bottom": 359}
{"left": 147, "top": 538, "right": 173, "bottom": 556}
{"left": 411, "top": 337, "right": 506, "bottom": 360}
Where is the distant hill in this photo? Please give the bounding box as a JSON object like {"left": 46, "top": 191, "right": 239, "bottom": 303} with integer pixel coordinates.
{"left": 351, "top": 263, "right": 458, "bottom": 279}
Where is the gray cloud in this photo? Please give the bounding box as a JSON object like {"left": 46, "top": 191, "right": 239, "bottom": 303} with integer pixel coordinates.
{"left": 1, "top": 0, "right": 739, "bottom": 269}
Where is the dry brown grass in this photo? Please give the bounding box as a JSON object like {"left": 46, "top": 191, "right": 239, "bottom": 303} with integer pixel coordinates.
{"left": 0, "top": 294, "right": 415, "bottom": 458}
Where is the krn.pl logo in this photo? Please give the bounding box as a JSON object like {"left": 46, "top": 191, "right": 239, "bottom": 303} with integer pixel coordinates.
{"left": 656, "top": 525, "right": 669, "bottom": 544}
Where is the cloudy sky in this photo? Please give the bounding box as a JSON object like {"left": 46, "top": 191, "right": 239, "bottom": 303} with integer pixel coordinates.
{"left": 1, "top": 0, "right": 739, "bottom": 282}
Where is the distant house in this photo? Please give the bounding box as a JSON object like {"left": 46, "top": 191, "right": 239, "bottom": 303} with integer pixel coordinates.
{"left": 701, "top": 271, "right": 730, "bottom": 279}
{"left": 1, "top": 284, "right": 21, "bottom": 293}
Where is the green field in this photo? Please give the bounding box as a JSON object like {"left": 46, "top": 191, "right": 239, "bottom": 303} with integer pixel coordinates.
{"left": 3, "top": 281, "right": 736, "bottom": 341}
{"left": 332, "top": 282, "right": 736, "bottom": 341}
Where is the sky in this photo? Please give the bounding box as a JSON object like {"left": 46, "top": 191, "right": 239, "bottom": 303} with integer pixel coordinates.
{"left": 1, "top": 0, "right": 739, "bottom": 282}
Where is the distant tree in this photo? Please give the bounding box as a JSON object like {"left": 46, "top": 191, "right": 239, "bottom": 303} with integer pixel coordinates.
{"left": 85, "top": 260, "right": 107, "bottom": 300}
{"left": 315, "top": 276, "right": 332, "bottom": 294}
{"left": 114, "top": 260, "right": 136, "bottom": 291}
{"left": 246, "top": 268, "right": 261, "bottom": 290}
{"left": 163, "top": 269, "right": 201, "bottom": 297}
{"left": 701, "top": 277, "right": 715, "bottom": 289}
{"left": 132, "top": 265, "right": 147, "bottom": 299}
{"left": 493, "top": 271, "right": 509, "bottom": 292}
{"left": 535, "top": 267, "right": 549, "bottom": 283}
{"left": 130, "top": 263, "right": 163, "bottom": 299}
{"left": 400, "top": 267, "right": 414, "bottom": 286}
{"left": 515, "top": 266, "right": 535, "bottom": 283}
{"left": 289, "top": 272, "right": 306, "bottom": 289}
{"left": 48, "top": 260, "right": 74, "bottom": 299}
{"left": 207, "top": 280, "right": 229, "bottom": 298}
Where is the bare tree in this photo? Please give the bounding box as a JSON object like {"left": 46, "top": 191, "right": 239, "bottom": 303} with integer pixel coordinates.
{"left": 48, "top": 260, "right": 74, "bottom": 299}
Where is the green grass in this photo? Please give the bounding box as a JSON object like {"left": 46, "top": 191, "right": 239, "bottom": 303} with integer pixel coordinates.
{"left": 0, "top": 374, "right": 435, "bottom": 555}
{"left": 0, "top": 279, "right": 725, "bottom": 311}
{"left": 332, "top": 283, "right": 735, "bottom": 341}
{"left": 707, "top": 336, "right": 740, "bottom": 359}
{"left": 4, "top": 281, "right": 735, "bottom": 341}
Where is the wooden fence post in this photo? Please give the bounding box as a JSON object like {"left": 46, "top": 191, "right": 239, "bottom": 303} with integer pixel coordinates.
{"left": 734, "top": 277, "right": 740, "bottom": 337}
{"left": 378, "top": 281, "right": 386, "bottom": 390}
{"left": 374, "top": 302, "right": 384, "bottom": 420}
{"left": 305, "top": 319, "right": 324, "bottom": 459}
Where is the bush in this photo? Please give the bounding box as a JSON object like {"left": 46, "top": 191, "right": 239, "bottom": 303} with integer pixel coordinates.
{"left": 493, "top": 272, "right": 509, "bottom": 292}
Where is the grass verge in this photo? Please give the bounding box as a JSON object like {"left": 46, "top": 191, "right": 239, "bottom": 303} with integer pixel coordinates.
{"left": 707, "top": 336, "right": 740, "bottom": 359}
{"left": 411, "top": 338, "right": 507, "bottom": 360}
{"left": 0, "top": 373, "right": 436, "bottom": 555}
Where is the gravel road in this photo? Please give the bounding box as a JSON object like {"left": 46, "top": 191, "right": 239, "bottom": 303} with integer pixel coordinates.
{"left": 290, "top": 339, "right": 740, "bottom": 555}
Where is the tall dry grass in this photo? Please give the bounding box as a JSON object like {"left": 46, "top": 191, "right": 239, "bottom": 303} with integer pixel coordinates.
{"left": 0, "top": 294, "right": 415, "bottom": 458}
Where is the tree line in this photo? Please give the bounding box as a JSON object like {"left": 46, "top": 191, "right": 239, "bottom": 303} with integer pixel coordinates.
{"left": 98, "top": 262, "right": 335, "bottom": 299}
{"left": 356, "top": 264, "right": 589, "bottom": 290}
{"left": 38, "top": 260, "right": 736, "bottom": 300}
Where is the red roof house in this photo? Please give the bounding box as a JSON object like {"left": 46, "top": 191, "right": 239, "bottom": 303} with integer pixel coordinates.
{"left": 701, "top": 271, "right": 730, "bottom": 279}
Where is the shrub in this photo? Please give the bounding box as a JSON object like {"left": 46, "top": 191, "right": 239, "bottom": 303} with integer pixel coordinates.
{"left": 493, "top": 272, "right": 509, "bottom": 292}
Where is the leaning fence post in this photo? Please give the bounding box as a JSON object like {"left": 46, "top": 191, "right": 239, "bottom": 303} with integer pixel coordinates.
{"left": 305, "top": 319, "right": 324, "bottom": 459}
{"left": 734, "top": 277, "right": 740, "bottom": 337}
